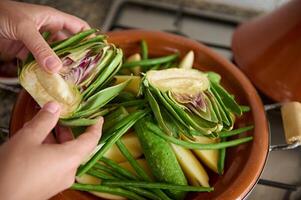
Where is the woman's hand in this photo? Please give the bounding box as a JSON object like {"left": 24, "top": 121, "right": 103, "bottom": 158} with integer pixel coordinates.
{"left": 0, "top": 102, "right": 103, "bottom": 200}
{"left": 0, "top": 0, "right": 89, "bottom": 73}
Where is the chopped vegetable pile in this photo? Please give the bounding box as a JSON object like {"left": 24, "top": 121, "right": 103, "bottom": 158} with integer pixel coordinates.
{"left": 19, "top": 29, "right": 253, "bottom": 200}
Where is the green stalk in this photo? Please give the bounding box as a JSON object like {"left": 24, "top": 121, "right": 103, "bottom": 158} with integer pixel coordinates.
{"left": 116, "top": 140, "right": 171, "bottom": 200}
{"left": 102, "top": 180, "right": 214, "bottom": 192}
{"left": 77, "top": 110, "right": 147, "bottom": 176}
{"left": 217, "top": 138, "right": 226, "bottom": 175}
{"left": 53, "top": 29, "right": 97, "bottom": 51}
{"left": 71, "top": 183, "right": 146, "bottom": 200}
{"left": 116, "top": 140, "right": 149, "bottom": 181}
{"left": 146, "top": 122, "right": 253, "bottom": 150}
{"left": 87, "top": 169, "right": 114, "bottom": 180}
{"left": 101, "top": 110, "right": 148, "bottom": 143}
{"left": 141, "top": 40, "right": 148, "bottom": 60}
{"left": 99, "top": 157, "right": 138, "bottom": 180}
{"left": 103, "top": 106, "right": 129, "bottom": 133}
{"left": 240, "top": 105, "right": 251, "bottom": 112}
{"left": 123, "top": 54, "right": 178, "bottom": 68}
{"left": 93, "top": 163, "right": 127, "bottom": 180}
{"left": 219, "top": 125, "right": 254, "bottom": 138}
{"left": 92, "top": 160, "right": 160, "bottom": 200}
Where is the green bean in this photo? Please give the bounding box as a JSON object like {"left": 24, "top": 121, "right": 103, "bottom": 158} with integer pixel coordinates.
{"left": 101, "top": 110, "right": 148, "bottom": 143}
{"left": 125, "top": 186, "right": 161, "bottom": 200}
{"left": 219, "top": 125, "right": 254, "bottom": 138}
{"left": 93, "top": 163, "right": 126, "bottom": 180}
{"left": 92, "top": 161, "right": 160, "bottom": 200}
{"left": 102, "top": 180, "right": 214, "bottom": 192}
{"left": 87, "top": 169, "right": 114, "bottom": 180}
{"left": 53, "top": 29, "right": 97, "bottom": 51}
{"left": 240, "top": 105, "right": 251, "bottom": 112}
{"left": 146, "top": 122, "right": 253, "bottom": 150}
{"left": 77, "top": 110, "right": 147, "bottom": 176}
{"left": 116, "top": 140, "right": 149, "bottom": 181}
{"left": 217, "top": 137, "right": 226, "bottom": 175}
{"left": 71, "top": 183, "right": 146, "bottom": 200}
{"left": 103, "top": 107, "right": 129, "bottom": 133}
{"left": 123, "top": 53, "right": 178, "bottom": 68}
{"left": 42, "top": 31, "right": 51, "bottom": 41}
{"left": 100, "top": 157, "right": 138, "bottom": 180}
{"left": 69, "top": 34, "right": 106, "bottom": 49}
{"left": 141, "top": 40, "right": 148, "bottom": 59}
{"left": 115, "top": 140, "right": 171, "bottom": 200}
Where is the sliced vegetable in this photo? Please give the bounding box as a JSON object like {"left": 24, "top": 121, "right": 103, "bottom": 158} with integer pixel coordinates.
{"left": 19, "top": 29, "right": 124, "bottom": 125}
{"left": 114, "top": 75, "right": 141, "bottom": 95}
{"left": 172, "top": 144, "right": 210, "bottom": 187}
{"left": 179, "top": 50, "right": 194, "bottom": 69}
{"left": 135, "top": 117, "right": 187, "bottom": 200}
{"left": 126, "top": 53, "right": 142, "bottom": 75}
{"left": 75, "top": 174, "right": 126, "bottom": 200}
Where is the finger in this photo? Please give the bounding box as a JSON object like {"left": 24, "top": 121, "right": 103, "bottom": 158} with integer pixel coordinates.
{"left": 55, "top": 125, "right": 74, "bottom": 143}
{"left": 65, "top": 118, "right": 103, "bottom": 162}
{"left": 23, "top": 101, "right": 61, "bottom": 144}
{"left": 60, "top": 13, "right": 90, "bottom": 34}
{"left": 17, "top": 22, "right": 62, "bottom": 73}
{"left": 45, "top": 8, "right": 90, "bottom": 35}
{"left": 50, "top": 31, "right": 70, "bottom": 42}
{"left": 16, "top": 46, "right": 29, "bottom": 61}
{"left": 43, "top": 132, "right": 57, "bottom": 144}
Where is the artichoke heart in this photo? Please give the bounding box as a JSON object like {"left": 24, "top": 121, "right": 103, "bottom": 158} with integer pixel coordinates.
{"left": 146, "top": 68, "right": 209, "bottom": 95}
{"left": 20, "top": 62, "right": 81, "bottom": 117}
{"left": 19, "top": 29, "right": 126, "bottom": 125}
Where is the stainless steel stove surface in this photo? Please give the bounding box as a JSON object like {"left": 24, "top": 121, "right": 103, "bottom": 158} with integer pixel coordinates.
{"left": 0, "top": 0, "right": 300, "bottom": 199}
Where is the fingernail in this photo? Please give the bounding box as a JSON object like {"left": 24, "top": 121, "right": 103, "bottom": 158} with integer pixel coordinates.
{"left": 43, "top": 102, "right": 60, "bottom": 114}
{"left": 45, "top": 56, "right": 61, "bottom": 72}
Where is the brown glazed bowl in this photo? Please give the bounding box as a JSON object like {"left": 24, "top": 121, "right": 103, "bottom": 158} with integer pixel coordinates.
{"left": 10, "top": 30, "right": 269, "bottom": 200}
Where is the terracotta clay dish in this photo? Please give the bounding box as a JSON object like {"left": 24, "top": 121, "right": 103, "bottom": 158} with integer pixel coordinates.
{"left": 10, "top": 30, "right": 269, "bottom": 200}
{"left": 0, "top": 59, "right": 19, "bottom": 85}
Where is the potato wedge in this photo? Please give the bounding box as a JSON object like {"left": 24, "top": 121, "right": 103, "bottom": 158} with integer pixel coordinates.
{"left": 76, "top": 174, "right": 126, "bottom": 200}
{"left": 179, "top": 50, "right": 194, "bottom": 69}
{"left": 192, "top": 136, "right": 219, "bottom": 173}
{"left": 114, "top": 75, "right": 141, "bottom": 95}
{"left": 172, "top": 144, "right": 209, "bottom": 187}
{"left": 119, "top": 158, "right": 154, "bottom": 180}
{"left": 127, "top": 53, "right": 141, "bottom": 75}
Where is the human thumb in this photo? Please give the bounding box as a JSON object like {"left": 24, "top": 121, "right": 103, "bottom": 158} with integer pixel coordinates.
{"left": 18, "top": 22, "right": 62, "bottom": 73}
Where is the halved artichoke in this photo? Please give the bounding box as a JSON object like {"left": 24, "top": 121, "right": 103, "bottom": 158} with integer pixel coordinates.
{"left": 19, "top": 29, "right": 126, "bottom": 126}
{"left": 143, "top": 68, "right": 242, "bottom": 137}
